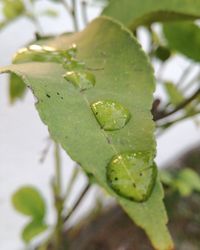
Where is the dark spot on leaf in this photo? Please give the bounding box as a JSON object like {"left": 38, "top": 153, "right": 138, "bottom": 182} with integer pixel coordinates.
{"left": 57, "top": 92, "right": 60, "bottom": 95}
{"left": 115, "top": 177, "right": 118, "bottom": 181}
{"left": 46, "top": 94, "right": 51, "bottom": 98}
{"left": 106, "top": 137, "right": 111, "bottom": 144}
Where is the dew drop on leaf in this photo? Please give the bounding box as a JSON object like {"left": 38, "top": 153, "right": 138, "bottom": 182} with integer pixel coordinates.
{"left": 12, "top": 44, "right": 79, "bottom": 66}
{"left": 12, "top": 45, "right": 63, "bottom": 64}
{"left": 107, "top": 152, "right": 157, "bottom": 202}
{"left": 63, "top": 71, "right": 96, "bottom": 90}
{"left": 91, "top": 100, "right": 130, "bottom": 131}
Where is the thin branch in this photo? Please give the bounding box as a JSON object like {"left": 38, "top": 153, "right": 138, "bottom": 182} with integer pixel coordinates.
{"left": 182, "top": 70, "right": 200, "bottom": 92}
{"left": 71, "top": 0, "right": 79, "bottom": 31}
{"left": 63, "top": 182, "right": 90, "bottom": 223}
{"left": 60, "top": 0, "right": 73, "bottom": 14}
{"left": 81, "top": 0, "right": 89, "bottom": 26}
{"left": 39, "top": 137, "right": 52, "bottom": 163}
{"left": 177, "top": 64, "right": 194, "bottom": 88}
{"left": 157, "top": 109, "right": 200, "bottom": 136}
{"left": 155, "top": 88, "right": 200, "bottom": 121}
{"left": 54, "top": 143, "right": 62, "bottom": 195}
{"left": 63, "top": 165, "right": 80, "bottom": 202}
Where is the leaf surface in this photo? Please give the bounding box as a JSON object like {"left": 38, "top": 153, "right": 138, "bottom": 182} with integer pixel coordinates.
{"left": 12, "top": 186, "right": 46, "bottom": 220}
{"left": 102, "top": 0, "right": 200, "bottom": 29}
{"left": 163, "top": 21, "right": 200, "bottom": 62}
{"left": 22, "top": 220, "right": 48, "bottom": 243}
{"left": 1, "top": 17, "right": 173, "bottom": 250}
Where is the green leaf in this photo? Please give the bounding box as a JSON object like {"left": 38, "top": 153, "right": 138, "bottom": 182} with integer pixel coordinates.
{"left": 2, "top": 0, "right": 25, "bottom": 20}
{"left": 102, "top": 0, "right": 200, "bottom": 29}
{"left": 164, "top": 82, "right": 184, "bottom": 106}
{"left": 160, "top": 168, "right": 200, "bottom": 197}
{"left": 40, "top": 9, "right": 59, "bottom": 18}
{"left": 174, "top": 168, "right": 200, "bottom": 196}
{"left": 9, "top": 73, "right": 26, "bottom": 103}
{"left": 12, "top": 186, "right": 46, "bottom": 220}
{"left": 1, "top": 17, "right": 173, "bottom": 250}
{"left": 22, "top": 220, "right": 48, "bottom": 243}
{"left": 163, "top": 21, "right": 200, "bottom": 62}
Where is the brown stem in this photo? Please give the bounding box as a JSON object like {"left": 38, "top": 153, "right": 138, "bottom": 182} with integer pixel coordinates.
{"left": 155, "top": 88, "right": 200, "bottom": 121}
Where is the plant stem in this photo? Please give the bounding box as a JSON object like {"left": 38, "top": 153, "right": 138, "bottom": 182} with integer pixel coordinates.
{"left": 53, "top": 143, "right": 64, "bottom": 249}
{"left": 71, "top": 0, "right": 79, "bottom": 31}
{"left": 63, "top": 182, "right": 90, "bottom": 223}
{"left": 54, "top": 144, "right": 62, "bottom": 195}
{"left": 60, "top": 0, "right": 73, "bottom": 14}
{"left": 39, "top": 137, "right": 52, "bottom": 163}
{"left": 81, "top": 0, "right": 88, "bottom": 25}
{"left": 157, "top": 110, "right": 200, "bottom": 136}
{"left": 177, "top": 64, "right": 194, "bottom": 88}
{"left": 63, "top": 165, "right": 80, "bottom": 202}
{"left": 182, "top": 70, "right": 200, "bottom": 92}
{"left": 61, "top": 0, "right": 79, "bottom": 31}
{"left": 155, "top": 87, "right": 200, "bottom": 121}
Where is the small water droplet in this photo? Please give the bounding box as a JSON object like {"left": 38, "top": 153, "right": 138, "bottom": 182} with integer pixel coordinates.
{"left": 62, "top": 58, "right": 85, "bottom": 70}
{"left": 107, "top": 152, "right": 157, "bottom": 202}
{"left": 91, "top": 100, "right": 130, "bottom": 131}
{"left": 63, "top": 71, "right": 96, "bottom": 90}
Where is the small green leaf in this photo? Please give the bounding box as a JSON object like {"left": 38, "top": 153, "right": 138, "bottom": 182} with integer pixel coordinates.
{"left": 9, "top": 73, "right": 26, "bottom": 103}
{"left": 3, "top": 0, "right": 25, "bottom": 20}
{"left": 175, "top": 168, "right": 200, "bottom": 196}
{"left": 22, "top": 220, "right": 48, "bottom": 243}
{"left": 161, "top": 168, "right": 200, "bottom": 197}
{"left": 12, "top": 186, "right": 46, "bottom": 220}
{"left": 164, "top": 82, "right": 184, "bottom": 106}
{"left": 102, "top": 0, "right": 200, "bottom": 29}
{"left": 163, "top": 21, "right": 200, "bottom": 62}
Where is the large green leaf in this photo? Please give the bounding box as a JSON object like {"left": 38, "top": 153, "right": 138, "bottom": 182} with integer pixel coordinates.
{"left": 163, "top": 21, "right": 200, "bottom": 62}
{"left": 1, "top": 17, "right": 173, "bottom": 249}
{"left": 102, "top": 0, "right": 200, "bottom": 29}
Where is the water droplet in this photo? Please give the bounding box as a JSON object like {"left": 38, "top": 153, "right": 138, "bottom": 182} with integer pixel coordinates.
{"left": 62, "top": 58, "right": 85, "bottom": 70}
{"left": 63, "top": 71, "right": 96, "bottom": 90}
{"left": 12, "top": 45, "right": 63, "bottom": 64}
{"left": 12, "top": 44, "right": 78, "bottom": 65}
{"left": 91, "top": 100, "right": 130, "bottom": 131}
{"left": 107, "top": 152, "right": 157, "bottom": 202}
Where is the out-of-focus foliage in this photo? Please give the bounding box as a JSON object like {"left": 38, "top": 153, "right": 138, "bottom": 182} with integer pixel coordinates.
{"left": 161, "top": 168, "right": 200, "bottom": 197}
{"left": 163, "top": 21, "right": 200, "bottom": 62}
{"left": 12, "top": 186, "right": 48, "bottom": 243}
